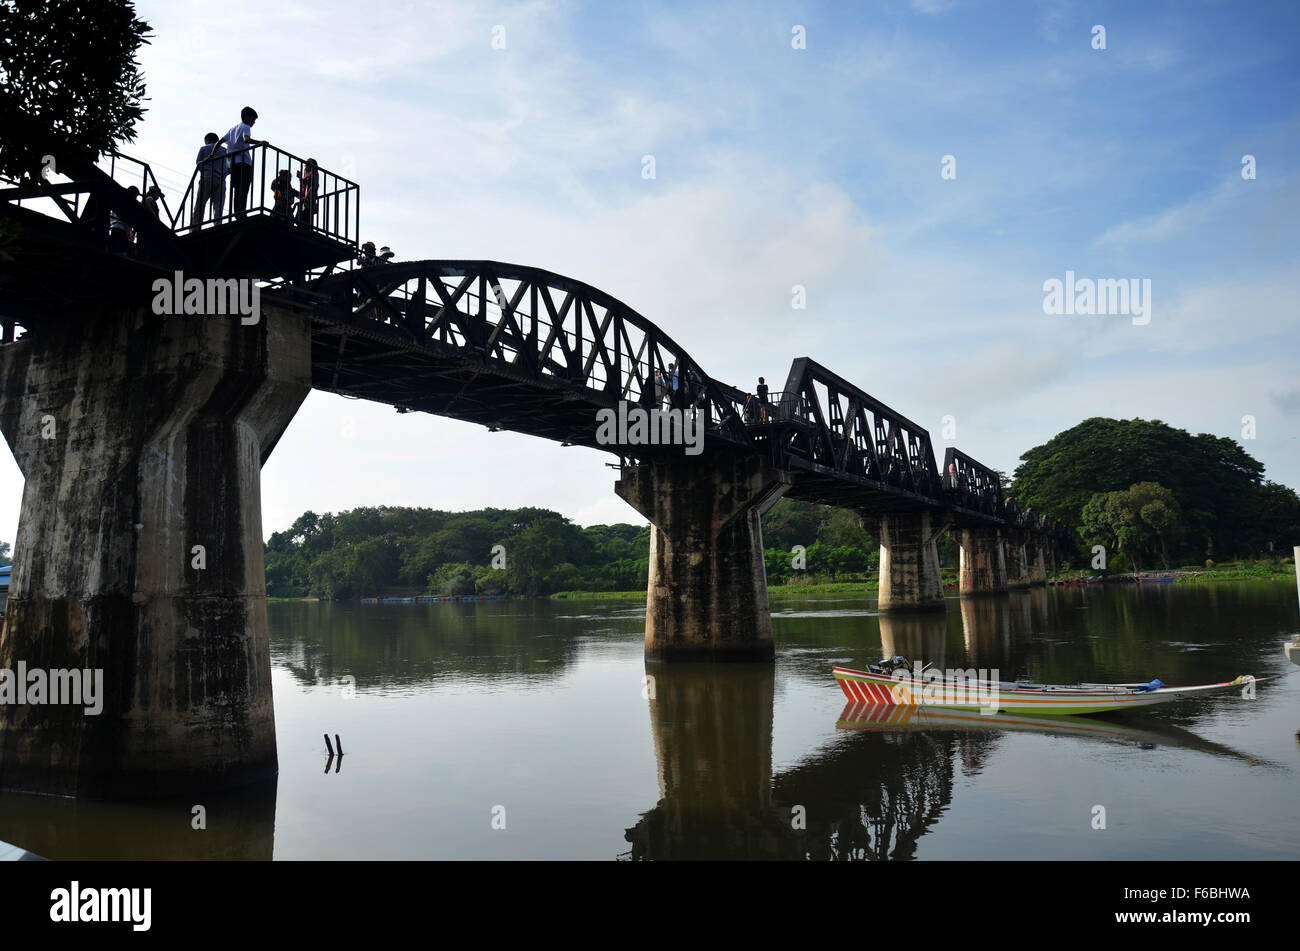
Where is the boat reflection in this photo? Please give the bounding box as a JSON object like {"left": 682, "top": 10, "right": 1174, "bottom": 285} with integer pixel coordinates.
{"left": 836, "top": 701, "right": 1273, "bottom": 766}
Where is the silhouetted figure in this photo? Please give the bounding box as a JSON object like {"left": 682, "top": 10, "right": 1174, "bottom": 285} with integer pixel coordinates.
{"left": 194, "top": 132, "right": 227, "bottom": 225}
{"left": 143, "top": 184, "right": 163, "bottom": 219}
{"left": 225, "top": 106, "right": 266, "bottom": 218}
{"left": 358, "top": 240, "right": 378, "bottom": 266}
{"left": 109, "top": 186, "right": 139, "bottom": 254}
{"left": 756, "top": 376, "right": 769, "bottom": 422}
{"left": 296, "top": 158, "right": 318, "bottom": 228}
{"left": 272, "top": 169, "right": 294, "bottom": 218}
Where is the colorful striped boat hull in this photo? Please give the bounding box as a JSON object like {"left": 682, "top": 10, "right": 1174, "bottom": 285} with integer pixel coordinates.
{"left": 832, "top": 665, "right": 1251, "bottom": 716}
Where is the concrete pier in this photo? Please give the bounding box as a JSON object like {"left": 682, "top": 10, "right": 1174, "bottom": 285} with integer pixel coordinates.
{"left": 1029, "top": 540, "right": 1048, "bottom": 585}
{"left": 1006, "top": 534, "right": 1032, "bottom": 589}
{"left": 0, "top": 302, "right": 310, "bottom": 798}
{"left": 877, "top": 510, "right": 945, "bottom": 612}
{"left": 958, "top": 526, "right": 1008, "bottom": 597}
{"left": 616, "top": 453, "right": 788, "bottom": 661}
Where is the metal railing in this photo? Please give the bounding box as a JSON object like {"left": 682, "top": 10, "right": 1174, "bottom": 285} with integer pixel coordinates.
{"left": 172, "top": 142, "right": 359, "bottom": 247}
{"left": 732, "top": 389, "right": 811, "bottom": 425}
{"left": 101, "top": 151, "right": 177, "bottom": 224}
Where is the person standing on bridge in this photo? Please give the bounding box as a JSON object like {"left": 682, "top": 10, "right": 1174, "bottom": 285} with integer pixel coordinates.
{"left": 194, "top": 132, "right": 228, "bottom": 225}
{"left": 108, "top": 186, "right": 139, "bottom": 254}
{"left": 296, "top": 158, "right": 319, "bottom": 228}
{"left": 756, "top": 377, "right": 769, "bottom": 423}
{"left": 225, "top": 107, "right": 267, "bottom": 218}
{"left": 272, "top": 169, "right": 295, "bottom": 219}
{"left": 143, "top": 185, "right": 164, "bottom": 219}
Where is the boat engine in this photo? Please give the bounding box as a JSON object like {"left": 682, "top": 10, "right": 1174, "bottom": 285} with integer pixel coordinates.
{"left": 875, "top": 655, "right": 910, "bottom": 674}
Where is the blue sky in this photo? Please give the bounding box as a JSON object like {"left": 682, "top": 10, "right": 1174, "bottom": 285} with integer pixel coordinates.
{"left": 2, "top": 0, "right": 1297, "bottom": 543}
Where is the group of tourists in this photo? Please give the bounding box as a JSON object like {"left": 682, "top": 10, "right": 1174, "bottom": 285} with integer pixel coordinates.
{"left": 357, "top": 241, "right": 395, "bottom": 266}
{"left": 106, "top": 183, "right": 165, "bottom": 252}
{"left": 649, "top": 367, "right": 776, "bottom": 422}
{"left": 655, "top": 361, "right": 704, "bottom": 411}
{"left": 191, "top": 106, "right": 319, "bottom": 227}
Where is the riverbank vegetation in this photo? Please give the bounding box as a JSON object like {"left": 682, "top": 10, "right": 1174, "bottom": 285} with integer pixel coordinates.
{"left": 262, "top": 499, "right": 919, "bottom": 600}
{"left": 1011, "top": 418, "right": 1300, "bottom": 570}
{"left": 263, "top": 417, "right": 1299, "bottom": 601}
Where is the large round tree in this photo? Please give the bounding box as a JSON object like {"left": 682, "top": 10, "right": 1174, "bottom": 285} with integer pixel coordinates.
{"left": 0, "top": 0, "right": 151, "bottom": 181}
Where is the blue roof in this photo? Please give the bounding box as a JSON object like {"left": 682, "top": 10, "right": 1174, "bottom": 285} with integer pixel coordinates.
{"left": 0, "top": 565, "right": 10, "bottom": 585}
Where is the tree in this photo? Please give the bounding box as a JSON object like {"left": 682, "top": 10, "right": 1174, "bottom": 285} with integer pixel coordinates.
{"left": 0, "top": 0, "right": 152, "bottom": 180}
{"left": 429, "top": 562, "right": 476, "bottom": 597}
{"left": 1013, "top": 418, "right": 1266, "bottom": 559}
{"left": 0, "top": 540, "right": 10, "bottom": 566}
{"left": 1243, "top": 481, "right": 1300, "bottom": 556}
{"left": 1078, "top": 483, "right": 1181, "bottom": 571}
{"left": 505, "top": 518, "right": 567, "bottom": 597}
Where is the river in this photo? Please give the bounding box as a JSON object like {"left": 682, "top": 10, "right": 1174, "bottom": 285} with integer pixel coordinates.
{"left": 1, "top": 580, "right": 1297, "bottom": 860}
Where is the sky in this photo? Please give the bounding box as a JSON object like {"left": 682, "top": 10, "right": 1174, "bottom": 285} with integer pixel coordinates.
{"left": 3, "top": 0, "right": 1298, "bottom": 544}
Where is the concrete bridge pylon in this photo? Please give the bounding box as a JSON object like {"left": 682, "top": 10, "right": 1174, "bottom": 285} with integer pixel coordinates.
{"left": 0, "top": 301, "right": 310, "bottom": 797}
{"left": 616, "top": 453, "right": 789, "bottom": 661}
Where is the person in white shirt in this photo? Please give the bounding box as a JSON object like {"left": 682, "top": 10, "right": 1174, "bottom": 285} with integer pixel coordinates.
{"left": 224, "top": 106, "right": 267, "bottom": 217}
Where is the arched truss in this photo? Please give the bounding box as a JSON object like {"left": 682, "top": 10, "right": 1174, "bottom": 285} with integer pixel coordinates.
{"left": 296, "top": 261, "right": 1066, "bottom": 539}
{"left": 303, "top": 260, "right": 749, "bottom": 452}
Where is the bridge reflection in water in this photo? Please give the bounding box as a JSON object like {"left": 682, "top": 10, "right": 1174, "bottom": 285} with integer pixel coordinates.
{"left": 0, "top": 780, "right": 276, "bottom": 860}
{"left": 0, "top": 593, "right": 1273, "bottom": 860}
{"left": 622, "top": 661, "right": 989, "bottom": 861}
{"left": 624, "top": 588, "right": 1271, "bottom": 861}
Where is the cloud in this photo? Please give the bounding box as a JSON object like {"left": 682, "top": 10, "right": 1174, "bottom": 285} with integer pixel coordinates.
{"left": 1271, "top": 390, "right": 1300, "bottom": 415}
{"left": 1092, "top": 178, "right": 1238, "bottom": 247}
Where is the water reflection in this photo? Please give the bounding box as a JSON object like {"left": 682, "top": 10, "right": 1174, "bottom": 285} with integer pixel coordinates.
{"left": 623, "top": 663, "right": 798, "bottom": 859}
{"left": 0, "top": 779, "right": 277, "bottom": 860}
{"left": 624, "top": 661, "right": 991, "bottom": 861}
{"left": 0, "top": 583, "right": 1292, "bottom": 861}
{"left": 878, "top": 612, "right": 951, "bottom": 668}
{"left": 836, "top": 702, "right": 1273, "bottom": 767}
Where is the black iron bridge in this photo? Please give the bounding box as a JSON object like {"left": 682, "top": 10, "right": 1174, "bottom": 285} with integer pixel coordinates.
{"left": 300, "top": 259, "right": 1065, "bottom": 539}
{"left": 0, "top": 144, "right": 1061, "bottom": 536}
{"left": 0, "top": 143, "right": 1074, "bottom": 796}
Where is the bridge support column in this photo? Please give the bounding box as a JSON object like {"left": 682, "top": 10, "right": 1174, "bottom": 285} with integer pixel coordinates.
{"left": 958, "top": 526, "right": 1008, "bottom": 597}
{"left": 876, "top": 511, "right": 945, "bottom": 612}
{"left": 616, "top": 453, "right": 789, "bottom": 661}
{"left": 0, "top": 302, "right": 310, "bottom": 798}
{"left": 1006, "top": 535, "right": 1032, "bottom": 589}
{"left": 1029, "top": 540, "right": 1048, "bottom": 585}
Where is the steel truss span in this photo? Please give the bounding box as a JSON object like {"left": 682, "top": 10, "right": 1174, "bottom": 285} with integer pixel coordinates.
{"left": 298, "top": 260, "right": 1066, "bottom": 538}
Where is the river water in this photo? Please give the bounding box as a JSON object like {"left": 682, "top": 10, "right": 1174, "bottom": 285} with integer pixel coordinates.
{"left": 2, "top": 580, "right": 1298, "bottom": 860}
